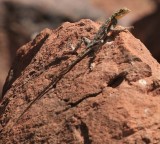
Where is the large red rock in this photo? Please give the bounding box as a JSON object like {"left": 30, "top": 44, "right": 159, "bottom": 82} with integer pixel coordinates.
{"left": 0, "top": 19, "right": 160, "bottom": 143}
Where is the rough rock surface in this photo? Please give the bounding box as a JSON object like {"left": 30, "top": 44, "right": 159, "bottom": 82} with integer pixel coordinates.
{"left": 1, "top": 19, "right": 160, "bottom": 143}
{"left": 0, "top": 0, "right": 103, "bottom": 97}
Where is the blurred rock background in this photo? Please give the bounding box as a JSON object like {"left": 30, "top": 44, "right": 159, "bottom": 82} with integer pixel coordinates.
{"left": 0, "top": 0, "right": 159, "bottom": 97}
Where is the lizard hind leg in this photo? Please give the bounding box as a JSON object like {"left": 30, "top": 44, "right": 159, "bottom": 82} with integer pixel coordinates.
{"left": 65, "top": 37, "right": 92, "bottom": 55}
{"left": 82, "top": 37, "right": 91, "bottom": 46}
{"left": 64, "top": 37, "right": 84, "bottom": 55}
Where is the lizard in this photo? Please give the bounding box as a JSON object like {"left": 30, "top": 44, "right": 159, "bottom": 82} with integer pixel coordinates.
{"left": 10, "top": 7, "right": 131, "bottom": 128}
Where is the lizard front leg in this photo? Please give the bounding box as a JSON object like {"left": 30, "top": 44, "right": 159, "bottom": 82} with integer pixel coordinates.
{"left": 110, "top": 25, "right": 134, "bottom": 32}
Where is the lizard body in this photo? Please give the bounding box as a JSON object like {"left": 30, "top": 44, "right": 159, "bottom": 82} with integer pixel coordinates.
{"left": 11, "top": 8, "right": 131, "bottom": 127}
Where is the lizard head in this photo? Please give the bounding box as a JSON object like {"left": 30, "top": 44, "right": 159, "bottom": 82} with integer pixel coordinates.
{"left": 114, "top": 7, "right": 131, "bottom": 19}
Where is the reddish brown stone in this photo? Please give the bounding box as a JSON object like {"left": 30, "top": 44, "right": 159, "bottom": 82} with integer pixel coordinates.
{"left": 0, "top": 19, "right": 160, "bottom": 143}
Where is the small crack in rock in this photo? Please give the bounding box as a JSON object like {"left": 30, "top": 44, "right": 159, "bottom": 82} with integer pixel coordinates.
{"left": 56, "top": 90, "right": 102, "bottom": 114}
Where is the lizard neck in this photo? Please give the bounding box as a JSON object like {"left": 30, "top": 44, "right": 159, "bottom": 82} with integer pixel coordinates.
{"left": 110, "top": 16, "right": 118, "bottom": 28}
